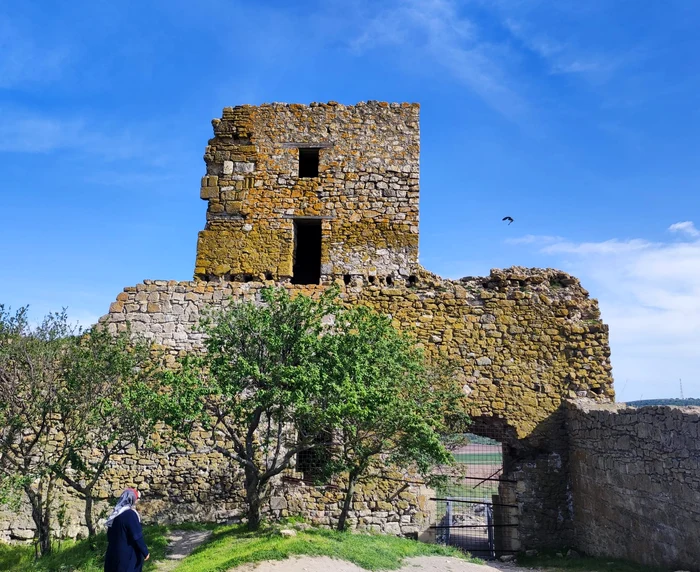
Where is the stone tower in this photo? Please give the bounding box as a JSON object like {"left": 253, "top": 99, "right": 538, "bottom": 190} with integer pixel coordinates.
{"left": 194, "top": 101, "right": 421, "bottom": 284}
{"left": 92, "top": 101, "right": 615, "bottom": 552}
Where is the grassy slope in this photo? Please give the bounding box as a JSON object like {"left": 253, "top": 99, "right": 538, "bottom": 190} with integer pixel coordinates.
{"left": 0, "top": 525, "right": 170, "bottom": 571}
{"left": 1, "top": 523, "right": 668, "bottom": 572}
{"left": 0, "top": 523, "right": 476, "bottom": 572}
{"left": 175, "top": 525, "right": 477, "bottom": 572}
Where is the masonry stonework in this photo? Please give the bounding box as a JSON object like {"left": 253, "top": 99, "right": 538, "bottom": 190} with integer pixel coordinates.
{"left": 2, "top": 102, "right": 620, "bottom": 553}
{"left": 195, "top": 102, "right": 420, "bottom": 283}
{"left": 0, "top": 426, "right": 435, "bottom": 543}
{"left": 105, "top": 271, "right": 613, "bottom": 435}
{"left": 567, "top": 400, "right": 700, "bottom": 571}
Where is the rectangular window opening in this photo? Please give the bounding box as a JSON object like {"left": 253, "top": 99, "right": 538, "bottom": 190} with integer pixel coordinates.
{"left": 298, "top": 148, "right": 319, "bottom": 178}
{"left": 296, "top": 428, "right": 333, "bottom": 484}
{"left": 292, "top": 219, "right": 322, "bottom": 285}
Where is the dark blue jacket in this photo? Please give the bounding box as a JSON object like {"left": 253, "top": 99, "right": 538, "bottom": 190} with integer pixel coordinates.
{"left": 104, "top": 509, "right": 149, "bottom": 572}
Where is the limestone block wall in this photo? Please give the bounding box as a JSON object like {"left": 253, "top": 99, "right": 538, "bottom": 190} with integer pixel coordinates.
{"left": 507, "top": 451, "right": 574, "bottom": 549}
{"left": 195, "top": 102, "right": 420, "bottom": 282}
{"left": 97, "top": 265, "right": 613, "bottom": 549}
{"left": 567, "top": 400, "right": 700, "bottom": 571}
{"left": 104, "top": 267, "right": 613, "bottom": 435}
{"left": 0, "top": 428, "right": 433, "bottom": 542}
{"left": 0, "top": 267, "right": 614, "bottom": 544}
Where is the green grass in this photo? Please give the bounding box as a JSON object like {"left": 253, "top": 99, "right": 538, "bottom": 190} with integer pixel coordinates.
{"left": 0, "top": 525, "right": 169, "bottom": 571}
{"left": 517, "top": 550, "right": 667, "bottom": 572}
{"left": 174, "top": 524, "right": 479, "bottom": 572}
{"left": 452, "top": 452, "right": 502, "bottom": 465}
{"left": 435, "top": 478, "right": 499, "bottom": 501}
{"left": 0, "top": 523, "right": 478, "bottom": 572}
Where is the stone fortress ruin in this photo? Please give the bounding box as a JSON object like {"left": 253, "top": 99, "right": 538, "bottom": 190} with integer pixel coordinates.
{"left": 195, "top": 102, "right": 421, "bottom": 285}
{"left": 2, "top": 102, "right": 698, "bottom": 570}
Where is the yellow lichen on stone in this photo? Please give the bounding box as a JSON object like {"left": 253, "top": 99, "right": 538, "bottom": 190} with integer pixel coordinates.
{"left": 193, "top": 102, "right": 420, "bottom": 283}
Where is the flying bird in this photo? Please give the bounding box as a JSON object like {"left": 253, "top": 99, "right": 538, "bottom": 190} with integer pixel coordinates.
{"left": 502, "top": 216, "right": 514, "bottom": 225}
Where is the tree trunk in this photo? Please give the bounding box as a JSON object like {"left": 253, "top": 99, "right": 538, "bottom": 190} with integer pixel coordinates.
{"left": 40, "top": 503, "right": 51, "bottom": 556}
{"left": 27, "top": 486, "right": 51, "bottom": 557}
{"left": 337, "top": 469, "right": 360, "bottom": 532}
{"left": 245, "top": 467, "right": 262, "bottom": 531}
{"left": 85, "top": 491, "right": 96, "bottom": 537}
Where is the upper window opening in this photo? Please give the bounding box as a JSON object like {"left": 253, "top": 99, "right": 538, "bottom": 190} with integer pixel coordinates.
{"left": 299, "top": 148, "right": 320, "bottom": 178}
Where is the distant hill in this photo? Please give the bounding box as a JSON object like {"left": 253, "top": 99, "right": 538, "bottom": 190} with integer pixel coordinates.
{"left": 625, "top": 398, "right": 700, "bottom": 407}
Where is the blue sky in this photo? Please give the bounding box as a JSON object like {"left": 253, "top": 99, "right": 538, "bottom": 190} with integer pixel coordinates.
{"left": 1, "top": 0, "right": 699, "bottom": 402}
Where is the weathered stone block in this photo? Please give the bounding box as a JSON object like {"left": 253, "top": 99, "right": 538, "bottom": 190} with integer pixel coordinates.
{"left": 270, "top": 497, "right": 288, "bottom": 510}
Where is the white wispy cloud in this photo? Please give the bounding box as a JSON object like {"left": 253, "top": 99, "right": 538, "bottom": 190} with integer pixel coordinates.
{"left": 507, "top": 234, "right": 565, "bottom": 245}
{"left": 669, "top": 221, "right": 700, "bottom": 238}
{"left": 516, "top": 223, "right": 700, "bottom": 401}
{"left": 541, "top": 238, "right": 652, "bottom": 256}
{"left": 503, "top": 17, "right": 627, "bottom": 81}
{"left": 345, "top": 0, "right": 525, "bottom": 118}
{"left": 0, "top": 109, "right": 174, "bottom": 164}
{"left": 339, "top": 0, "right": 642, "bottom": 118}
{"left": 0, "top": 114, "right": 86, "bottom": 153}
{"left": 81, "top": 171, "right": 180, "bottom": 188}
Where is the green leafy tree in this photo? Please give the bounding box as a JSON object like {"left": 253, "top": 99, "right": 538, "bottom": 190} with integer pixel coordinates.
{"left": 318, "top": 305, "right": 470, "bottom": 531}
{"left": 57, "top": 325, "right": 163, "bottom": 537}
{"left": 161, "top": 287, "right": 339, "bottom": 530}
{"left": 0, "top": 306, "right": 165, "bottom": 553}
{"left": 0, "top": 306, "right": 75, "bottom": 556}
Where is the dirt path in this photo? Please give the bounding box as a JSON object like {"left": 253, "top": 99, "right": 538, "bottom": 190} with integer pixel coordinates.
{"left": 230, "top": 555, "right": 542, "bottom": 572}
{"left": 155, "top": 529, "right": 212, "bottom": 571}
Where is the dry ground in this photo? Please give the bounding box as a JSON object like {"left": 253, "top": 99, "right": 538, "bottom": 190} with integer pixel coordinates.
{"left": 155, "top": 530, "right": 213, "bottom": 571}
{"left": 230, "top": 555, "right": 541, "bottom": 572}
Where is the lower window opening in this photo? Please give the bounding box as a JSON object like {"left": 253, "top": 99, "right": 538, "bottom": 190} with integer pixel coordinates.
{"left": 292, "top": 220, "right": 322, "bottom": 285}
{"left": 296, "top": 429, "right": 333, "bottom": 484}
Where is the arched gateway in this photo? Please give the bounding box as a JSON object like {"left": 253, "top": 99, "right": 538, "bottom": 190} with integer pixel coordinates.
{"left": 99, "top": 102, "right": 613, "bottom": 555}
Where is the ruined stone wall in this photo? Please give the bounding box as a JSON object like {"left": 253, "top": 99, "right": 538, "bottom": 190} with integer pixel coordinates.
{"left": 2, "top": 267, "right": 613, "bottom": 543}
{"left": 195, "top": 102, "right": 420, "bottom": 282}
{"left": 0, "top": 426, "right": 434, "bottom": 542}
{"left": 70, "top": 266, "right": 612, "bottom": 548}
{"left": 567, "top": 400, "right": 700, "bottom": 571}
{"left": 506, "top": 439, "right": 574, "bottom": 549}
{"left": 105, "top": 267, "right": 613, "bottom": 437}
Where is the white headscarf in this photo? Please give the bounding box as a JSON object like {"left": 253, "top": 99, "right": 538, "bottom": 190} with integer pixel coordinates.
{"left": 105, "top": 488, "right": 141, "bottom": 528}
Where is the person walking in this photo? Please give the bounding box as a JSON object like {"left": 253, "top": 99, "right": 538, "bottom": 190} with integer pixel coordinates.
{"left": 104, "top": 488, "right": 150, "bottom": 572}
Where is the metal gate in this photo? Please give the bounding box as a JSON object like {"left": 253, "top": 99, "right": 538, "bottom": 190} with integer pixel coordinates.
{"left": 429, "top": 434, "right": 518, "bottom": 559}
